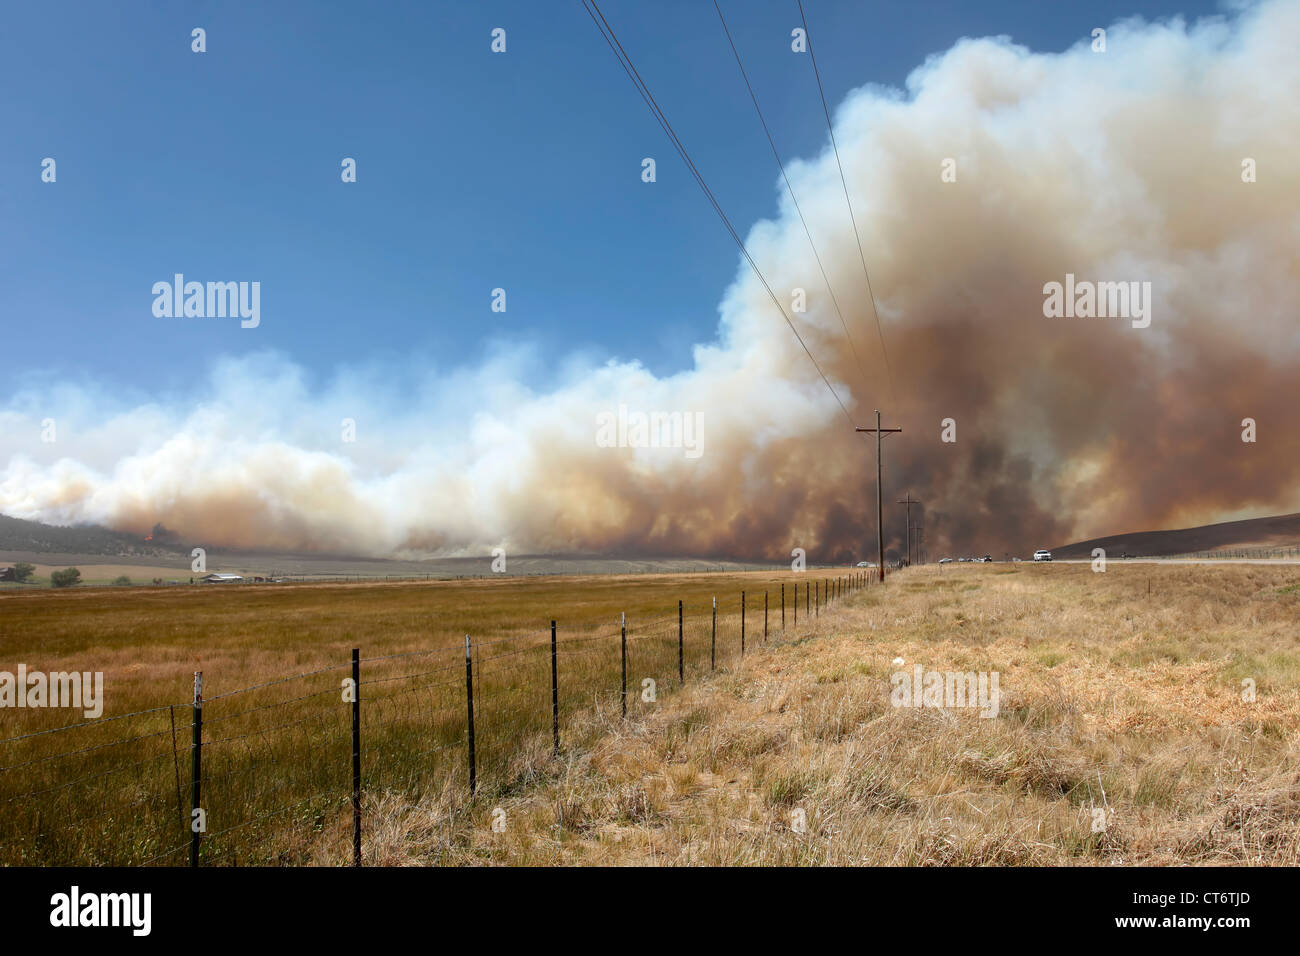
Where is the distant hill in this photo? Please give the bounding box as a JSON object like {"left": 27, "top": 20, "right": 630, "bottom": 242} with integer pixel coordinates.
{"left": 1053, "top": 512, "right": 1300, "bottom": 559}
{"left": 6, "top": 510, "right": 1300, "bottom": 567}
{"left": 0, "top": 514, "right": 183, "bottom": 558}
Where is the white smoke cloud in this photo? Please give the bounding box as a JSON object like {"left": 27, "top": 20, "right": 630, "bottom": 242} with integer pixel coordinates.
{"left": 4, "top": 0, "right": 1299, "bottom": 558}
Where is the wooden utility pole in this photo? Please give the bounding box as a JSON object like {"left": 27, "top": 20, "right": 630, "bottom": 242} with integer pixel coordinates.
{"left": 856, "top": 410, "right": 902, "bottom": 582}
{"left": 897, "top": 494, "right": 917, "bottom": 566}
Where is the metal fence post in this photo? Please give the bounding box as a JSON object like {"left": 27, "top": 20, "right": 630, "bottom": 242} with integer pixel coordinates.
{"left": 351, "top": 648, "right": 361, "bottom": 867}
{"left": 678, "top": 600, "right": 684, "bottom": 684}
{"left": 711, "top": 597, "right": 716, "bottom": 671}
{"left": 464, "top": 635, "right": 476, "bottom": 794}
{"left": 168, "top": 704, "right": 184, "bottom": 837}
{"left": 620, "top": 613, "right": 627, "bottom": 718}
{"left": 764, "top": 591, "right": 768, "bottom": 642}
{"left": 741, "top": 590, "right": 745, "bottom": 656}
{"left": 551, "top": 620, "right": 559, "bottom": 754}
{"left": 190, "top": 671, "right": 202, "bottom": 868}
{"left": 815, "top": 581, "right": 819, "bottom": 617}
{"left": 794, "top": 583, "right": 798, "bottom": 625}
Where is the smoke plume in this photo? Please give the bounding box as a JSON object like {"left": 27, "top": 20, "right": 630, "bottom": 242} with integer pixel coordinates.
{"left": 3, "top": 1, "right": 1299, "bottom": 561}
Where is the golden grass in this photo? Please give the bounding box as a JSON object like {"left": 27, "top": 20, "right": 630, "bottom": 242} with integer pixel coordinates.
{"left": 0, "top": 569, "right": 848, "bottom": 865}
{"left": 353, "top": 563, "right": 1300, "bottom": 866}
{"left": 4, "top": 563, "right": 1298, "bottom": 865}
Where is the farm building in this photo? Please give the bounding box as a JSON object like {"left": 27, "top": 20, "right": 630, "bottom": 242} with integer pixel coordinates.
{"left": 200, "top": 573, "right": 244, "bottom": 583}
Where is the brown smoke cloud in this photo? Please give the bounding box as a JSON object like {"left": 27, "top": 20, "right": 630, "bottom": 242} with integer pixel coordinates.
{"left": 3, "top": 1, "right": 1299, "bottom": 562}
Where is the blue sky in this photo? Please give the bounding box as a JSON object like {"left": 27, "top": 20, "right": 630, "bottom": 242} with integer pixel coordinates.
{"left": 2, "top": 0, "right": 1225, "bottom": 398}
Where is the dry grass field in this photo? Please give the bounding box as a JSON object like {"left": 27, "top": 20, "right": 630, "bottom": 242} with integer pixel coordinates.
{"left": 0, "top": 568, "right": 842, "bottom": 865}
{"left": 2, "top": 562, "right": 1298, "bottom": 866}
{"left": 372, "top": 562, "right": 1300, "bottom": 866}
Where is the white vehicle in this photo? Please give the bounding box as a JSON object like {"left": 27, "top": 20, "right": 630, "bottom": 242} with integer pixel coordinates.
{"left": 1032, "top": 550, "right": 1052, "bottom": 562}
{"left": 938, "top": 557, "right": 954, "bottom": 564}
{"left": 855, "top": 561, "right": 876, "bottom": 568}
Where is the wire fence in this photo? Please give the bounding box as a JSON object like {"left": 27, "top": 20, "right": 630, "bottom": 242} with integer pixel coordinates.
{"left": 1158, "top": 547, "right": 1300, "bottom": 561}
{"left": 0, "top": 572, "right": 871, "bottom": 866}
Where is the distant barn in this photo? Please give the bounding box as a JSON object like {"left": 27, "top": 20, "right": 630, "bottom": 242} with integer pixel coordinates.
{"left": 0, "top": 567, "right": 15, "bottom": 582}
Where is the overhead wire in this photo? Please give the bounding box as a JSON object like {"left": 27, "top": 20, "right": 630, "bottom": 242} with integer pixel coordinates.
{"left": 714, "top": 0, "right": 876, "bottom": 409}
{"left": 580, "top": 0, "right": 857, "bottom": 428}
{"left": 796, "top": 0, "right": 899, "bottom": 411}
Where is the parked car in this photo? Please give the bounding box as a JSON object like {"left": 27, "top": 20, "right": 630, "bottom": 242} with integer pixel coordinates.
{"left": 1033, "top": 550, "right": 1052, "bottom": 562}
{"left": 979, "top": 555, "right": 992, "bottom": 563}
{"left": 855, "top": 561, "right": 876, "bottom": 568}
{"left": 938, "top": 557, "right": 954, "bottom": 564}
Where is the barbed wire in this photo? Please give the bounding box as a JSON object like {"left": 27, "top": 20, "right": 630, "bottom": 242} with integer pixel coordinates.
{"left": 0, "top": 702, "right": 181, "bottom": 746}
{"left": 3, "top": 584, "right": 867, "bottom": 865}
{"left": 2, "top": 748, "right": 173, "bottom": 804}
{"left": 202, "top": 685, "right": 341, "bottom": 727}
{"left": 0, "top": 723, "right": 179, "bottom": 775}
{"left": 204, "top": 662, "right": 354, "bottom": 702}
{"left": 358, "top": 646, "right": 463, "bottom": 665}
{"left": 205, "top": 709, "right": 339, "bottom": 749}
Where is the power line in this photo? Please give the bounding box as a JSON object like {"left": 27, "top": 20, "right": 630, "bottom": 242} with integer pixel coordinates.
{"left": 580, "top": 0, "right": 857, "bottom": 428}
{"left": 797, "top": 0, "right": 898, "bottom": 409}
{"left": 856, "top": 410, "right": 902, "bottom": 582}
{"left": 713, "top": 0, "right": 875, "bottom": 409}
